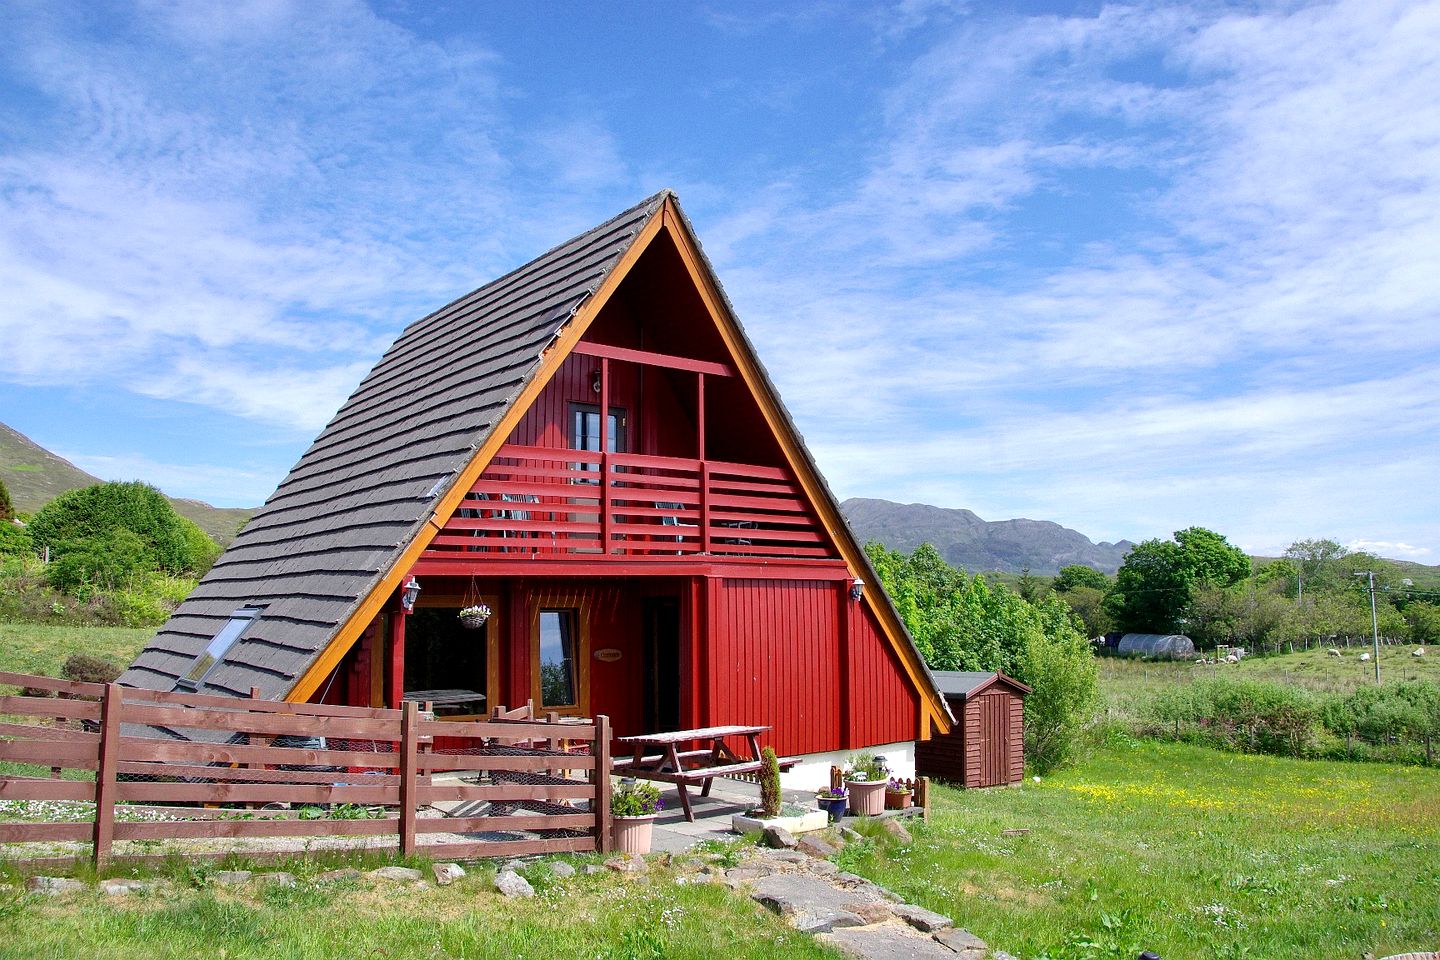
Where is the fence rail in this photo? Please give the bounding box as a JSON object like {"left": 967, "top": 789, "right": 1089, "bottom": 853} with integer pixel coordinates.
{"left": 0, "top": 671, "right": 612, "bottom": 866}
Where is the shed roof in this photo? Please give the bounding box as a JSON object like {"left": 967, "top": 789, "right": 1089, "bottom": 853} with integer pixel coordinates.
{"left": 121, "top": 192, "right": 668, "bottom": 698}
{"left": 931, "top": 670, "right": 1031, "bottom": 699}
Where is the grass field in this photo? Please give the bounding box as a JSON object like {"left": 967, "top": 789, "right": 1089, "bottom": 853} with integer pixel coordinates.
{"left": 0, "top": 621, "right": 151, "bottom": 678}
{"left": 1097, "top": 645, "right": 1439, "bottom": 725}
{"left": 846, "top": 740, "right": 1440, "bottom": 960}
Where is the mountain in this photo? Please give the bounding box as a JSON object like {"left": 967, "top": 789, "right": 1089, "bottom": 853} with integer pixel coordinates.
{"left": 1, "top": 422, "right": 254, "bottom": 546}
{"left": 842, "top": 497, "right": 1134, "bottom": 576}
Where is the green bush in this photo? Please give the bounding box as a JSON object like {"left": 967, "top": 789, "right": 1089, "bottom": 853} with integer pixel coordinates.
{"left": 0, "top": 478, "right": 14, "bottom": 521}
{"left": 45, "top": 527, "right": 153, "bottom": 592}
{"left": 0, "top": 521, "right": 32, "bottom": 557}
{"left": 1143, "top": 677, "right": 1319, "bottom": 756}
{"left": 61, "top": 653, "right": 123, "bottom": 684}
{"left": 27, "top": 480, "right": 217, "bottom": 576}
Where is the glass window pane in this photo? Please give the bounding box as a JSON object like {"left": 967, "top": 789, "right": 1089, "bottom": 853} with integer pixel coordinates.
{"left": 538, "top": 608, "right": 577, "bottom": 707}
{"left": 183, "top": 607, "right": 261, "bottom": 685}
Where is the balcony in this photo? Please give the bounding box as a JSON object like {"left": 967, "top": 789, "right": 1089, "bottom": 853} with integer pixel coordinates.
{"left": 421, "top": 444, "right": 837, "bottom": 564}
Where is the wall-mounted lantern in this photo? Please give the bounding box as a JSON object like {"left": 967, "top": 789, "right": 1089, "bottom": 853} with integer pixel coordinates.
{"left": 850, "top": 578, "right": 865, "bottom": 602}
{"left": 401, "top": 575, "right": 421, "bottom": 613}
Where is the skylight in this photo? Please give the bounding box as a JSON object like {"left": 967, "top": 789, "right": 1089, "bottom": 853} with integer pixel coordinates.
{"left": 178, "top": 607, "right": 263, "bottom": 690}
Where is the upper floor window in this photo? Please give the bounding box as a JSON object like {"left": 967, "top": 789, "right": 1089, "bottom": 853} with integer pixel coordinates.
{"left": 571, "top": 403, "right": 626, "bottom": 454}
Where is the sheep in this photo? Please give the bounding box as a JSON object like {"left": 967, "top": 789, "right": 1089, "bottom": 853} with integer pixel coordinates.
{"left": 1327, "top": 648, "right": 1342, "bottom": 657}
{"left": 1225, "top": 654, "right": 1238, "bottom": 664}
{"left": 1414, "top": 648, "right": 1426, "bottom": 658}
{"left": 1359, "top": 652, "right": 1371, "bottom": 662}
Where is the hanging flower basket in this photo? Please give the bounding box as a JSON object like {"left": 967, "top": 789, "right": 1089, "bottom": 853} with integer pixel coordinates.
{"left": 458, "top": 604, "right": 491, "bottom": 629}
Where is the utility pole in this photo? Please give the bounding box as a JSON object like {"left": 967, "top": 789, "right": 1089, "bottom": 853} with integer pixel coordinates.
{"left": 1356, "top": 571, "right": 1381, "bottom": 684}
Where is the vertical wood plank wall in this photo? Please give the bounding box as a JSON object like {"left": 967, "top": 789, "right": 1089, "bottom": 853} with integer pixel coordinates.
{"left": 915, "top": 687, "right": 1026, "bottom": 788}
{"left": 702, "top": 579, "right": 918, "bottom": 757}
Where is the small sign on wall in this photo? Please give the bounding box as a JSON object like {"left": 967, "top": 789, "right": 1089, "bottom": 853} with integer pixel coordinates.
{"left": 594, "top": 648, "right": 623, "bottom": 662}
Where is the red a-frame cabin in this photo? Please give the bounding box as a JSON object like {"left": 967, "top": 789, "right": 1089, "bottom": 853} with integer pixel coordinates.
{"left": 122, "top": 192, "right": 951, "bottom": 787}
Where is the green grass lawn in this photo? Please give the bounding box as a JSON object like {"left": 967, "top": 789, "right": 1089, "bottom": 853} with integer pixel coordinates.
{"left": 0, "top": 621, "right": 151, "bottom": 678}
{"left": 0, "top": 854, "right": 837, "bottom": 960}
{"left": 846, "top": 740, "right": 1440, "bottom": 960}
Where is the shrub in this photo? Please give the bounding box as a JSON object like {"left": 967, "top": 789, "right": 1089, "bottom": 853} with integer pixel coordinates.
{"left": 759, "top": 747, "right": 781, "bottom": 818}
{"left": 1020, "top": 595, "right": 1100, "bottom": 772}
{"left": 61, "top": 653, "right": 122, "bottom": 684}
{"left": 0, "top": 478, "right": 13, "bottom": 521}
{"left": 27, "top": 481, "right": 216, "bottom": 576}
{"left": 45, "top": 527, "right": 153, "bottom": 592}
{"left": 0, "top": 521, "right": 32, "bottom": 557}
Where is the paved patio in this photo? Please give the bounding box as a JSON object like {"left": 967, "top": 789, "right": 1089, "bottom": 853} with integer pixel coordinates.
{"left": 633, "top": 777, "right": 821, "bottom": 852}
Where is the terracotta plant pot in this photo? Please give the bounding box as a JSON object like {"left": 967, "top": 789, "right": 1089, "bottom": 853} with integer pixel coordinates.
{"left": 845, "top": 779, "right": 886, "bottom": 816}
{"left": 885, "top": 789, "right": 913, "bottom": 810}
{"left": 612, "top": 814, "right": 656, "bottom": 854}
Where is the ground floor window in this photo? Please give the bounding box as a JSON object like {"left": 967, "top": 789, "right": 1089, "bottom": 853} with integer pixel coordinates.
{"left": 403, "top": 604, "right": 497, "bottom": 716}
{"left": 533, "top": 601, "right": 588, "bottom": 715}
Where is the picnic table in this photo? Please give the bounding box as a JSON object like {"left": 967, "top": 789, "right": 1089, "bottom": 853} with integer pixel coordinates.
{"left": 402, "top": 688, "right": 485, "bottom": 715}
{"left": 614, "top": 725, "right": 796, "bottom": 821}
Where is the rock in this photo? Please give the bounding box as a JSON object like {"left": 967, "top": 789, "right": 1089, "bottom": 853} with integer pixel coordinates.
{"left": 934, "top": 928, "right": 988, "bottom": 954}
{"left": 255, "top": 871, "right": 297, "bottom": 888}
{"left": 849, "top": 901, "right": 895, "bottom": 923}
{"left": 548, "top": 861, "right": 576, "bottom": 878}
{"left": 808, "top": 860, "right": 840, "bottom": 877}
{"left": 26, "top": 876, "right": 86, "bottom": 896}
{"left": 210, "top": 870, "right": 253, "bottom": 886}
{"left": 502, "top": 859, "right": 527, "bottom": 873}
{"left": 584, "top": 864, "right": 606, "bottom": 875}
{"left": 892, "top": 902, "right": 953, "bottom": 932}
{"left": 604, "top": 854, "right": 647, "bottom": 874}
{"left": 757, "top": 848, "right": 808, "bottom": 865}
{"left": 882, "top": 818, "right": 914, "bottom": 844}
{"left": 493, "top": 870, "right": 535, "bottom": 898}
{"left": 820, "top": 926, "right": 961, "bottom": 959}
{"left": 1000, "top": 828, "right": 1029, "bottom": 837}
{"left": 432, "top": 863, "right": 466, "bottom": 886}
{"left": 723, "top": 863, "right": 776, "bottom": 885}
{"left": 316, "top": 868, "right": 362, "bottom": 884}
{"left": 798, "top": 834, "right": 841, "bottom": 859}
{"left": 839, "top": 826, "right": 865, "bottom": 844}
{"left": 749, "top": 873, "right": 882, "bottom": 933}
{"left": 98, "top": 879, "right": 151, "bottom": 896}
{"left": 764, "top": 824, "right": 798, "bottom": 849}
{"left": 368, "top": 866, "right": 424, "bottom": 882}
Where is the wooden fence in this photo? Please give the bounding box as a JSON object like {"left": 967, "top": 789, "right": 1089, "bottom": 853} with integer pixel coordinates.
{"left": 0, "top": 672, "right": 612, "bottom": 866}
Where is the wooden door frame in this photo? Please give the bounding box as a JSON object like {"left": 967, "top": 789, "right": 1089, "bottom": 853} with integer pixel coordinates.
{"left": 528, "top": 593, "right": 593, "bottom": 717}
{"left": 409, "top": 591, "right": 502, "bottom": 719}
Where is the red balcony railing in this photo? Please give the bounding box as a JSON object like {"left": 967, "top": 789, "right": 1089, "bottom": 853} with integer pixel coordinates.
{"left": 424, "top": 444, "right": 836, "bottom": 561}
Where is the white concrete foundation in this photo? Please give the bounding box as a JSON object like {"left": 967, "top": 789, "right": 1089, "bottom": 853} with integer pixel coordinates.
{"left": 780, "top": 741, "right": 917, "bottom": 793}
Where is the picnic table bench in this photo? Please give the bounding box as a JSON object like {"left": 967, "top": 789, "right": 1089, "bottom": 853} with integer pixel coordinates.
{"left": 615, "top": 725, "right": 797, "bottom": 821}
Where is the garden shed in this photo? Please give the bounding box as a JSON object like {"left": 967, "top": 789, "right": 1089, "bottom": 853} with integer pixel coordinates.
{"left": 915, "top": 671, "right": 1029, "bottom": 788}
{"left": 1117, "top": 633, "right": 1195, "bottom": 659}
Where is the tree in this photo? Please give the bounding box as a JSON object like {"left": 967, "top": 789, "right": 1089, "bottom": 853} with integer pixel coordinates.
{"left": 1105, "top": 527, "right": 1249, "bottom": 635}
{"left": 1057, "top": 584, "right": 1111, "bottom": 638}
{"left": 0, "top": 477, "right": 14, "bottom": 521}
{"left": 1016, "top": 566, "right": 1042, "bottom": 602}
{"left": 1051, "top": 564, "right": 1110, "bottom": 593}
{"left": 1283, "top": 538, "right": 1348, "bottom": 599}
{"left": 1020, "top": 595, "right": 1099, "bottom": 771}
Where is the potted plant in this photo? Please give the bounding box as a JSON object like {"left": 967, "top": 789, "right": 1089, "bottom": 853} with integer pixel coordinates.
{"left": 885, "top": 777, "right": 913, "bottom": 810}
{"left": 816, "top": 785, "right": 849, "bottom": 821}
{"left": 843, "top": 752, "right": 888, "bottom": 816}
{"left": 731, "top": 748, "right": 827, "bottom": 834}
{"left": 611, "top": 779, "right": 664, "bottom": 854}
{"left": 458, "top": 603, "right": 491, "bottom": 629}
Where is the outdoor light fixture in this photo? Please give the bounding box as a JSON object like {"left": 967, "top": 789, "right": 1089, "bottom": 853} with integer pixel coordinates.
{"left": 401, "top": 575, "right": 421, "bottom": 613}
{"left": 850, "top": 578, "right": 865, "bottom": 602}
{"left": 592, "top": 370, "right": 602, "bottom": 394}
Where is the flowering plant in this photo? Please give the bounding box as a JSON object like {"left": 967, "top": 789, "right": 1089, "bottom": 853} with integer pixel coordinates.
{"left": 887, "top": 778, "right": 912, "bottom": 793}
{"left": 458, "top": 604, "right": 491, "bottom": 620}
{"left": 816, "top": 786, "right": 848, "bottom": 799}
{"left": 611, "top": 780, "right": 664, "bottom": 817}
{"left": 843, "top": 752, "right": 887, "bottom": 782}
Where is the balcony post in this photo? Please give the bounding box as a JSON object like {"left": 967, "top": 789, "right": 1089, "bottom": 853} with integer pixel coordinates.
{"left": 697, "top": 373, "right": 710, "bottom": 554}
{"left": 600, "top": 357, "right": 611, "bottom": 553}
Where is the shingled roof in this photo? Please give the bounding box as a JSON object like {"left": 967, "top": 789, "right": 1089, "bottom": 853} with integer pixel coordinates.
{"left": 120, "top": 192, "right": 669, "bottom": 699}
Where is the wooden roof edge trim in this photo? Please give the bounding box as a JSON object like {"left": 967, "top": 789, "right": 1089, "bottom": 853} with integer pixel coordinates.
{"left": 961, "top": 671, "right": 1032, "bottom": 698}
{"left": 655, "top": 197, "right": 953, "bottom": 735}
{"left": 285, "top": 202, "right": 670, "bottom": 704}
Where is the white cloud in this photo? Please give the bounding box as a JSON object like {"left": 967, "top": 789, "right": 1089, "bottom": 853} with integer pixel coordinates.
{"left": 1349, "top": 540, "right": 1432, "bottom": 561}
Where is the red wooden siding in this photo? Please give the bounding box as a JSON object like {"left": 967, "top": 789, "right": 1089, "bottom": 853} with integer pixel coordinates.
{"left": 705, "top": 578, "right": 841, "bottom": 757}
{"left": 845, "top": 599, "right": 920, "bottom": 749}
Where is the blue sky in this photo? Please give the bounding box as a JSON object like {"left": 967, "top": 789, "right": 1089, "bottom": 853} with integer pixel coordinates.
{"left": 3, "top": 0, "right": 1438, "bottom": 561}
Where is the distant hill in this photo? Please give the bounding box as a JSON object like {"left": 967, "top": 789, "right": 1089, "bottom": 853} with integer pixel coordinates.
{"left": 1, "top": 422, "right": 254, "bottom": 546}
{"left": 842, "top": 497, "right": 1134, "bottom": 576}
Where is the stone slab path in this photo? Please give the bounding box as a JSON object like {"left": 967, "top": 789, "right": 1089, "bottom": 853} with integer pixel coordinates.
{"left": 720, "top": 838, "right": 1013, "bottom": 960}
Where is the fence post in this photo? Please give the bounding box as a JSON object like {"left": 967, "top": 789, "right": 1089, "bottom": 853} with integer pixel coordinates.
{"left": 92, "top": 683, "right": 123, "bottom": 868}
{"left": 399, "top": 701, "right": 419, "bottom": 858}
{"left": 595, "top": 714, "right": 612, "bottom": 853}
{"left": 918, "top": 776, "right": 931, "bottom": 822}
